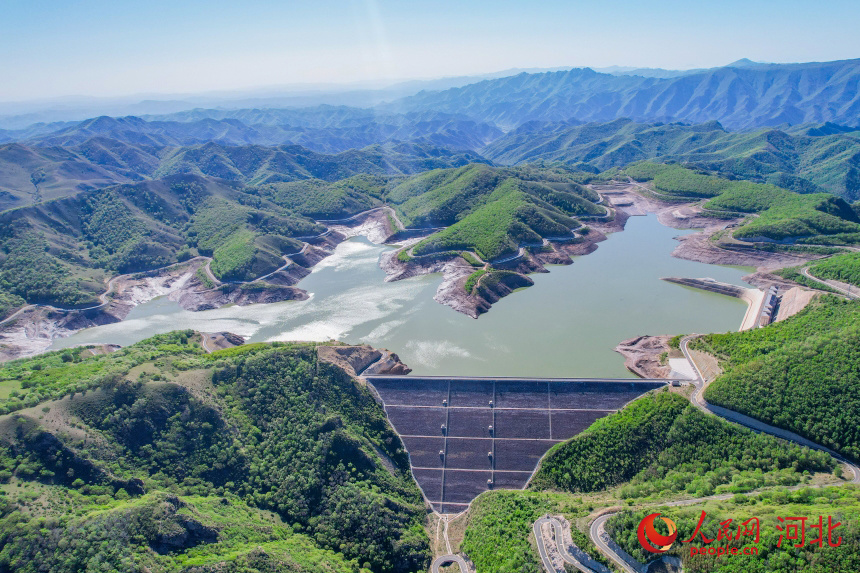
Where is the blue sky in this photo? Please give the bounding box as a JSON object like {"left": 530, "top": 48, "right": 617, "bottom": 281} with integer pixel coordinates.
{"left": 1, "top": 0, "right": 859, "bottom": 100}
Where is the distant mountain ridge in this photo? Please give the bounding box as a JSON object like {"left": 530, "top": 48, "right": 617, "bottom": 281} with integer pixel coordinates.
{"left": 393, "top": 58, "right": 860, "bottom": 130}
{"left": 0, "top": 110, "right": 502, "bottom": 153}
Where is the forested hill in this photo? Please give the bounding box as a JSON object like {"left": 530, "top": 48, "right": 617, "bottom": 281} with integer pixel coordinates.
{"left": 484, "top": 119, "right": 860, "bottom": 200}
{"left": 0, "top": 163, "right": 603, "bottom": 311}
{"left": 393, "top": 59, "right": 860, "bottom": 130}
{"left": 697, "top": 296, "right": 860, "bottom": 461}
{"left": 0, "top": 139, "right": 488, "bottom": 210}
{"left": 0, "top": 174, "right": 325, "bottom": 308}
{"left": 0, "top": 334, "right": 430, "bottom": 573}
{"left": 621, "top": 162, "right": 860, "bottom": 244}
{"left": 530, "top": 391, "right": 833, "bottom": 498}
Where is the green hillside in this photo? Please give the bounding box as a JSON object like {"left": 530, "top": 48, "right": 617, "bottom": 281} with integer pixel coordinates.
{"left": 809, "top": 252, "right": 860, "bottom": 287}
{"left": 624, "top": 162, "right": 860, "bottom": 243}
{"left": 0, "top": 139, "right": 487, "bottom": 211}
{"left": 0, "top": 175, "right": 322, "bottom": 308}
{"left": 0, "top": 333, "right": 430, "bottom": 572}
{"left": 259, "top": 174, "right": 389, "bottom": 219}
{"left": 484, "top": 119, "right": 860, "bottom": 200}
{"left": 0, "top": 163, "right": 605, "bottom": 313}
{"left": 696, "top": 297, "right": 860, "bottom": 460}
{"left": 530, "top": 391, "right": 832, "bottom": 498}
{"left": 390, "top": 164, "right": 602, "bottom": 260}
{"left": 458, "top": 390, "right": 840, "bottom": 573}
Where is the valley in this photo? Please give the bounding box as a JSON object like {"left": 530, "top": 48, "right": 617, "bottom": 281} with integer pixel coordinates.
{"left": 2, "top": 40, "right": 860, "bottom": 573}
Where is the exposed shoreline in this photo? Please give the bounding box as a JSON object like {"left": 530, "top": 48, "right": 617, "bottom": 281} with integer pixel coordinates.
{"left": 0, "top": 211, "right": 392, "bottom": 362}
{"left": 0, "top": 184, "right": 826, "bottom": 362}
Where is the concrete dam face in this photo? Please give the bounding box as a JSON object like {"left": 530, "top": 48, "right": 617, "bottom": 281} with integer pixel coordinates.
{"left": 365, "top": 376, "right": 665, "bottom": 514}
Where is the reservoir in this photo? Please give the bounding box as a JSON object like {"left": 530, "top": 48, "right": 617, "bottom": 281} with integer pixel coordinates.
{"left": 51, "top": 215, "right": 750, "bottom": 377}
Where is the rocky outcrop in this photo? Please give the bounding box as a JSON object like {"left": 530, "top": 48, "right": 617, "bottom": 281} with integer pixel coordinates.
{"left": 380, "top": 228, "right": 610, "bottom": 318}
{"left": 671, "top": 225, "right": 819, "bottom": 269}
{"left": 327, "top": 209, "right": 396, "bottom": 244}
{"left": 318, "top": 345, "right": 412, "bottom": 377}
{"left": 473, "top": 272, "right": 534, "bottom": 308}
{"left": 151, "top": 496, "right": 219, "bottom": 554}
{"left": 362, "top": 350, "right": 412, "bottom": 375}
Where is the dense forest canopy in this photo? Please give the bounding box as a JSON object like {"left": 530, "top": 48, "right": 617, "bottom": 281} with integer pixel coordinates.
{"left": 0, "top": 334, "right": 429, "bottom": 573}
{"left": 697, "top": 297, "right": 860, "bottom": 461}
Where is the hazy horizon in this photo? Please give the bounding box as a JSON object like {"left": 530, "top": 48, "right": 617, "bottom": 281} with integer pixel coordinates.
{"left": 3, "top": 0, "right": 859, "bottom": 102}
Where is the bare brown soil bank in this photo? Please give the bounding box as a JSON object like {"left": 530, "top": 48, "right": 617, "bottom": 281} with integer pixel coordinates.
{"left": 380, "top": 225, "right": 609, "bottom": 318}
{"left": 0, "top": 259, "right": 207, "bottom": 361}
{"left": 199, "top": 331, "right": 246, "bottom": 352}
{"left": 172, "top": 282, "right": 308, "bottom": 312}
{"left": 603, "top": 181, "right": 824, "bottom": 270}
{"left": 317, "top": 344, "right": 411, "bottom": 377}
{"left": 0, "top": 211, "right": 397, "bottom": 362}
{"left": 614, "top": 335, "right": 673, "bottom": 379}
{"left": 670, "top": 225, "right": 818, "bottom": 269}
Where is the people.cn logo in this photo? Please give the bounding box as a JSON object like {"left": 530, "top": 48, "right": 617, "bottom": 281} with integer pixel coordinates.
{"left": 637, "top": 512, "right": 678, "bottom": 553}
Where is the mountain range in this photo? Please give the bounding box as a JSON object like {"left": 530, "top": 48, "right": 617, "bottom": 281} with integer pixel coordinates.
{"left": 483, "top": 118, "right": 860, "bottom": 200}
{"left": 0, "top": 138, "right": 488, "bottom": 210}
{"left": 2, "top": 57, "right": 860, "bottom": 207}
{"left": 394, "top": 58, "right": 860, "bottom": 130}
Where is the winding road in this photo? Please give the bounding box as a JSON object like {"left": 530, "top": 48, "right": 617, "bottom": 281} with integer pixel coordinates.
{"left": 800, "top": 266, "right": 858, "bottom": 299}
{"left": 532, "top": 335, "right": 860, "bottom": 573}
{"left": 536, "top": 516, "right": 610, "bottom": 573}
{"left": 589, "top": 514, "right": 637, "bottom": 573}
{"left": 577, "top": 337, "right": 860, "bottom": 573}
{"left": 681, "top": 334, "right": 860, "bottom": 484}
{"left": 430, "top": 554, "right": 470, "bottom": 573}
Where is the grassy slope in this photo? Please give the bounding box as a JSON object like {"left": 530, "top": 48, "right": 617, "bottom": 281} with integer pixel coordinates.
{"left": 459, "top": 491, "right": 602, "bottom": 573}
{"left": 259, "top": 174, "right": 389, "bottom": 219}
{"left": 458, "top": 390, "right": 840, "bottom": 573}
{"left": 0, "top": 163, "right": 607, "bottom": 307}
{"left": 0, "top": 175, "right": 322, "bottom": 305}
{"left": 392, "top": 164, "right": 600, "bottom": 260}
{"left": 0, "top": 333, "right": 429, "bottom": 573}
{"left": 697, "top": 297, "right": 860, "bottom": 460}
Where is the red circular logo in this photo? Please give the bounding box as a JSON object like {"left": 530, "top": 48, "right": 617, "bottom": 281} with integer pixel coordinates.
{"left": 637, "top": 512, "right": 678, "bottom": 553}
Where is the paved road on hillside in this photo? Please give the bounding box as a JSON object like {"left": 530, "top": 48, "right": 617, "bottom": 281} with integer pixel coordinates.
{"left": 431, "top": 554, "right": 470, "bottom": 573}
{"left": 535, "top": 516, "right": 610, "bottom": 573}
{"left": 589, "top": 514, "right": 638, "bottom": 573}
{"left": 577, "top": 335, "right": 860, "bottom": 573}
{"left": 800, "top": 266, "right": 859, "bottom": 299}
{"left": 0, "top": 257, "right": 213, "bottom": 325}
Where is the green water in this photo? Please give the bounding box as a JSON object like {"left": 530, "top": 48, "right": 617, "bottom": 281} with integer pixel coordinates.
{"left": 51, "top": 215, "right": 752, "bottom": 377}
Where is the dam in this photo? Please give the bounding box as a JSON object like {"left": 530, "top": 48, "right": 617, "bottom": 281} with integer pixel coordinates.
{"left": 365, "top": 375, "right": 669, "bottom": 513}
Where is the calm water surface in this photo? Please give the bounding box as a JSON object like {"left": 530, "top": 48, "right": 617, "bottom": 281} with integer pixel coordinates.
{"left": 51, "top": 215, "right": 751, "bottom": 377}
